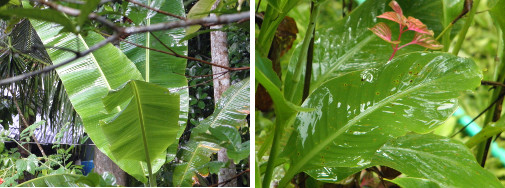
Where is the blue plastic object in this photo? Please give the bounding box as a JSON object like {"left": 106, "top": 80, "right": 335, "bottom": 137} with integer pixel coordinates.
{"left": 454, "top": 108, "right": 505, "bottom": 166}
{"left": 82, "top": 160, "right": 94, "bottom": 176}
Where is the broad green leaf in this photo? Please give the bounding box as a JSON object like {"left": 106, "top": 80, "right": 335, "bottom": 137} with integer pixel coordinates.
{"left": 284, "top": 0, "right": 461, "bottom": 105}
{"left": 191, "top": 78, "right": 250, "bottom": 161}
{"left": 282, "top": 52, "right": 481, "bottom": 185}
{"left": 375, "top": 134, "right": 502, "bottom": 188}
{"left": 28, "top": 19, "right": 155, "bottom": 181}
{"left": 0, "top": 8, "right": 75, "bottom": 33}
{"left": 76, "top": 0, "right": 101, "bottom": 28}
{"left": 101, "top": 80, "right": 180, "bottom": 170}
{"left": 173, "top": 140, "right": 221, "bottom": 187}
{"left": 386, "top": 177, "right": 439, "bottom": 188}
{"left": 120, "top": 0, "right": 189, "bottom": 166}
{"left": 304, "top": 166, "right": 363, "bottom": 183}
{"left": 16, "top": 174, "right": 86, "bottom": 187}
{"left": 192, "top": 78, "right": 250, "bottom": 134}
{"left": 186, "top": 0, "right": 217, "bottom": 35}
{"left": 466, "top": 117, "right": 505, "bottom": 148}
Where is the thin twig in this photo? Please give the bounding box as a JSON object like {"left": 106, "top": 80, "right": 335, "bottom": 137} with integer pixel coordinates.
{"left": 123, "top": 11, "right": 250, "bottom": 34}
{"left": 100, "top": 31, "right": 249, "bottom": 71}
{"left": 482, "top": 80, "right": 505, "bottom": 88}
{"left": 209, "top": 169, "right": 249, "bottom": 187}
{"left": 451, "top": 92, "right": 505, "bottom": 137}
{"left": 0, "top": 34, "right": 119, "bottom": 85}
{"left": 126, "top": 0, "right": 186, "bottom": 20}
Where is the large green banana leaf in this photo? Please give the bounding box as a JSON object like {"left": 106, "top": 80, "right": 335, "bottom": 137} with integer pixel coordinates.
{"left": 100, "top": 80, "right": 180, "bottom": 173}
{"left": 28, "top": 19, "right": 164, "bottom": 182}
{"left": 284, "top": 0, "right": 463, "bottom": 105}
{"left": 120, "top": 0, "right": 189, "bottom": 163}
{"left": 280, "top": 52, "right": 482, "bottom": 185}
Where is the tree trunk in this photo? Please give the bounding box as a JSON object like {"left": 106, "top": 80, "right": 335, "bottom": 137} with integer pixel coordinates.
{"left": 93, "top": 146, "right": 127, "bottom": 186}
{"left": 210, "top": 0, "right": 236, "bottom": 186}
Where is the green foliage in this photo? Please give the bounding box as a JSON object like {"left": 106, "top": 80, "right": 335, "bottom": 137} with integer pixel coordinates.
{"left": 16, "top": 172, "right": 117, "bottom": 187}
{"left": 257, "top": 0, "right": 505, "bottom": 187}
{"left": 186, "top": 0, "right": 217, "bottom": 35}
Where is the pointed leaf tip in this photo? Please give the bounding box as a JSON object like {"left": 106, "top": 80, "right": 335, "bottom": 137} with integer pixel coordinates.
{"left": 411, "top": 33, "right": 443, "bottom": 50}
{"left": 389, "top": 0, "right": 403, "bottom": 16}
{"left": 369, "top": 23, "right": 400, "bottom": 44}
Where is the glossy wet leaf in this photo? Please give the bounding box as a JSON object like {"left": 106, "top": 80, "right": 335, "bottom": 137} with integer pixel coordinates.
{"left": 375, "top": 134, "right": 502, "bottom": 187}
{"left": 100, "top": 80, "right": 180, "bottom": 171}
{"left": 284, "top": 0, "right": 457, "bottom": 105}
{"left": 305, "top": 166, "right": 363, "bottom": 183}
{"left": 173, "top": 140, "right": 221, "bottom": 187}
{"left": 386, "top": 177, "right": 439, "bottom": 188}
{"left": 282, "top": 52, "right": 481, "bottom": 184}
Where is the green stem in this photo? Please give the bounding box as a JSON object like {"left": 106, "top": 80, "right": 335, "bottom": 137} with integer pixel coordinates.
{"left": 452, "top": 0, "right": 480, "bottom": 55}
{"left": 288, "top": 3, "right": 320, "bottom": 103}
{"left": 261, "top": 119, "right": 284, "bottom": 188}
{"left": 255, "top": 155, "right": 262, "bottom": 188}
{"left": 475, "top": 25, "right": 505, "bottom": 167}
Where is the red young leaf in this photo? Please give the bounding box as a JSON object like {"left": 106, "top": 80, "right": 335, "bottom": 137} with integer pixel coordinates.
{"left": 377, "top": 12, "right": 407, "bottom": 26}
{"left": 411, "top": 33, "right": 443, "bottom": 49}
{"left": 377, "top": 0, "right": 407, "bottom": 25}
{"left": 389, "top": 0, "right": 403, "bottom": 16}
{"left": 369, "top": 22, "right": 400, "bottom": 44}
{"left": 406, "top": 16, "right": 433, "bottom": 35}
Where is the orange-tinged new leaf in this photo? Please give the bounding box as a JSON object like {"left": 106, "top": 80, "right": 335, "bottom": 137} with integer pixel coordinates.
{"left": 406, "top": 17, "right": 433, "bottom": 35}
{"left": 369, "top": 22, "right": 400, "bottom": 44}
{"left": 389, "top": 0, "right": 403, "bottom": 16}
{"left": 377, "top": 12, "right": 407, "bottom": 25}
{"left": 411, "top": 33, "right": 443, "bottom": 49}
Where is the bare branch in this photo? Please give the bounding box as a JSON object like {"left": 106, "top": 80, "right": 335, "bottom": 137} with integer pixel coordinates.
{"left": 124, "top": 11, "right": 250, "bottom": 34}
{"left": 102, "top": 31, "right": 250, "bottom": 71}
{"left": 0, "top": 34, "right": 119, "bottom": 85}
{"left": 126, "top": 0, "right": 186, "bottom": 20}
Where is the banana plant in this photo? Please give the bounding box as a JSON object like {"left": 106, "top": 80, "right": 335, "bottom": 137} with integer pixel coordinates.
{"left": 175, "top": 78, "right": 250, "bottom": 186}
{"left": 25, "top": 1, "right": 186, "bottom": 182}
{"left": 120, "top": 0, "right": 189, "bottom": 164}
